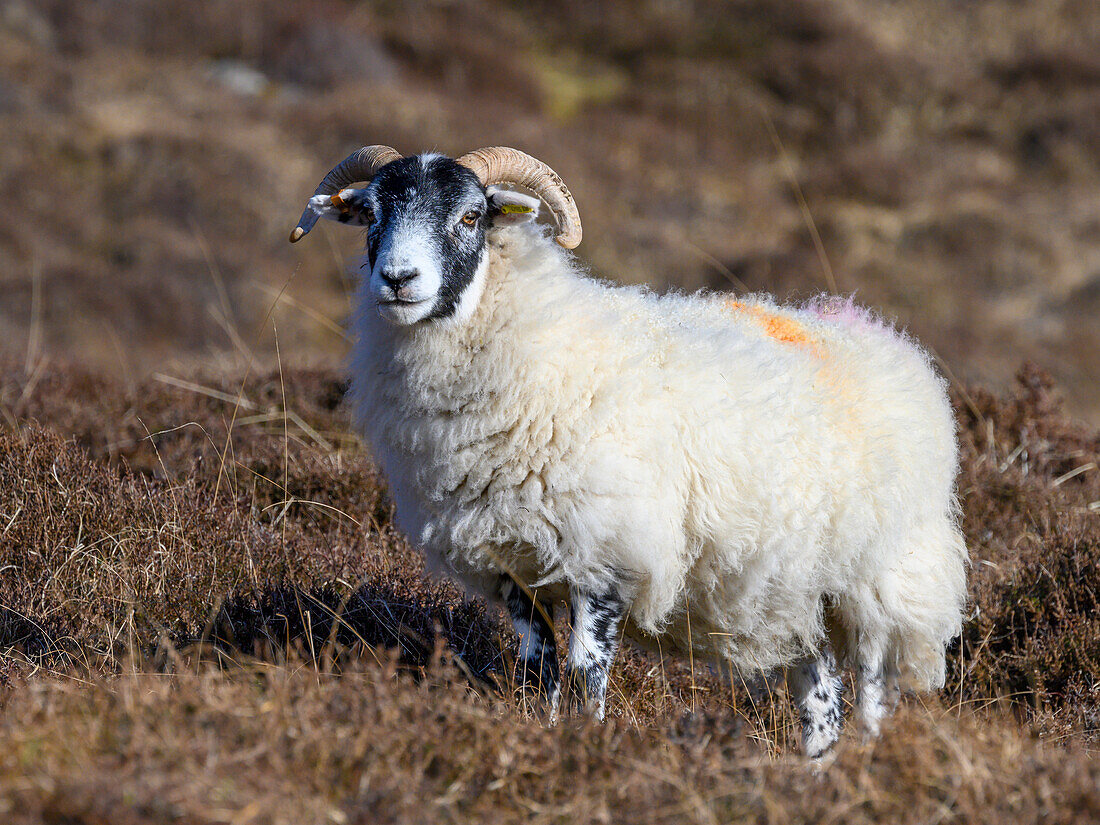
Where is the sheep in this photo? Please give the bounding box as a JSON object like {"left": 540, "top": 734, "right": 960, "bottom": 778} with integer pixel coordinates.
{"left": 289, "top": 145, "right": 968, "bottom": 756}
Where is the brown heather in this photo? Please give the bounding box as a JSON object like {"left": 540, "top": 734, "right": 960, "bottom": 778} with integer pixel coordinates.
{"left": 4, "top": 0, "right": 1100, "bottom": 819}
{"left": 950, "top": 366, "right": 1100, "bottom": 739}
{"left": 1, "top": 357, "right": 1099, "bottom": 823}
{"left": 1, "top": 669, "right": 1098, "bottom": 825}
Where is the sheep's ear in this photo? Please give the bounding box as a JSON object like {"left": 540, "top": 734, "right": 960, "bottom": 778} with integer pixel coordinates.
{"left": 303, "top": 188, "right": 374, "bottom": 228}
{"left": 487, "top": 186, "right": 540, "bottom": 226}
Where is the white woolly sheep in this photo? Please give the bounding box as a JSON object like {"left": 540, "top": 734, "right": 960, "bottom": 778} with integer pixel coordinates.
{"left": 289, "top": 145, "right": 968, "bottom": 757}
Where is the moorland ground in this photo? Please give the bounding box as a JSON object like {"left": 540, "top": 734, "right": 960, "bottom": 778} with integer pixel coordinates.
{"left": 5, "top": 0, "right": 1100, "bottom": 420}
{"left": 1, "top": 358, "right": 1098, "bottom": 823}
{"left": 2, "top": 1, "right": 1100, "bottom": 822}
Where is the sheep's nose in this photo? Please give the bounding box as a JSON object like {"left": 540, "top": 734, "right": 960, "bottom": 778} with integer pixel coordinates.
{"left": 380, "top": 267, "right": 419, "bottom": 289}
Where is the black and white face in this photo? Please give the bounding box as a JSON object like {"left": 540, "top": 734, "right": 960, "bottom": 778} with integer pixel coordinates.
{"left": 304, "top": 154, "right": 540, "bottom": 326}
{"left": 361, "top": 155, "right": 489, "bottom": 326}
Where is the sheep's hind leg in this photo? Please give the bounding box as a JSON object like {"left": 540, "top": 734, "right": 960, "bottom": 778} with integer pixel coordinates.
{"left": 566, "top": 583, "right": 627, "bottom": 720}
{"left": 499, "top": 576, "right": 560, "bottom": 713}
{"left": 856, "top": 653, "right": 899, "bottom": 738}
{"left": 787, "top": 649, "right": 845, "bottom": 758}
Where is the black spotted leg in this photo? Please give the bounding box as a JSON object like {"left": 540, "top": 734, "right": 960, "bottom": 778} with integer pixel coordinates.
{"left": 787, "top": 648, "right": 845, "bottom": 758}
{"left": 856, "top": 651, "right": 900, "bottom": 739}
{"left": 566, "top": 583, "right": 627, "bottom": 720}
{"left": 499, "top": 576, "right": 560, "bottom": 712}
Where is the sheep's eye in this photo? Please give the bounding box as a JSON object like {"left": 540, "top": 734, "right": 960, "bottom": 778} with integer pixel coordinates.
{"left": 363, "top": 207, "right": 375, "bottom": 225}
{"left": 461, "top": 211, "right": 480, "bottom": 227}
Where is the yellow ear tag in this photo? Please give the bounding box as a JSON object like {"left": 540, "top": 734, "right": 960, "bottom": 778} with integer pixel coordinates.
{"left": 500, "top": 204, "right": 534, "bottom": 214}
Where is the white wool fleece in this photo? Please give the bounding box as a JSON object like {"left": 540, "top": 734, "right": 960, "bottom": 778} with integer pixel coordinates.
{"left": 350, "top": 223, "right": 968, "bottom": 690}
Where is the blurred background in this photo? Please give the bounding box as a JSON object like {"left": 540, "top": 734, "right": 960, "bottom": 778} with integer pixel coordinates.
{"left": 3, "top": 0, "right": 1099, "bottom": 423}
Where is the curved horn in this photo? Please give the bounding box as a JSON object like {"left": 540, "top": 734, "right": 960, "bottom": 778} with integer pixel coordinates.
{"left": 289, "top": 145, "right": 403, "bottom": 243}
{"left": 456, "top": 147, "right": 582, "bottom": 249}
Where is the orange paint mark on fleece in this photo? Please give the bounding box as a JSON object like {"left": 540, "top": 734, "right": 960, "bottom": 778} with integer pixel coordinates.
{"left": 726, "top": 300, "right": 822, "bottom": 355}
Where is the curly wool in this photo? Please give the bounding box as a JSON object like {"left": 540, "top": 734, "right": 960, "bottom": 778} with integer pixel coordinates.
{"left": 350, "top": 223, "right": 967, "bottom": 689}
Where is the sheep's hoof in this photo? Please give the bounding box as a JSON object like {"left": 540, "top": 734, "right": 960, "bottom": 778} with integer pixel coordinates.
{"left": 807, "top": 745, "right": 840, "bottom": 772}
{"left": 566, "top": 666, "right": 607, "bottom": 721}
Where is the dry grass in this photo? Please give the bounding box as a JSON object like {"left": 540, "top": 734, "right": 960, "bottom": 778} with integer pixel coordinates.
{"left": 949, "top": 365, "right": 1100, "bottom": 740}
{"left": 2, "top": 665, "right": 1098, "bottom": 825}
{"left": 1, "top": 354, "right": 1098, "bottom": 822}
{"left": 3, "top": 1, "right": 1100, "bottom": 820}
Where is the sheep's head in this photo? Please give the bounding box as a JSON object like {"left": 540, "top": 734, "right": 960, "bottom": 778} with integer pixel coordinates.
{"left": 290, "top": 146, "right": 581, "bottom": 326}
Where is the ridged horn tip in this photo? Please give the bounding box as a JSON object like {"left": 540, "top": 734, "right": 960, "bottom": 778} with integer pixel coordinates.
{"left": 290, "top": 145, "right": 403, "bottom": 244}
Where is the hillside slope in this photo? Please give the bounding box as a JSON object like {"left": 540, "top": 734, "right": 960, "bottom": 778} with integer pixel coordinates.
{"left": 2, "top": 0, "right": 1100, "bottom": 419}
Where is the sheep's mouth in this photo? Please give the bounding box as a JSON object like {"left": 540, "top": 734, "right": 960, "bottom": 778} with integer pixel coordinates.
{"left": 378, "top": 297, "right": 429, "bottom": 307}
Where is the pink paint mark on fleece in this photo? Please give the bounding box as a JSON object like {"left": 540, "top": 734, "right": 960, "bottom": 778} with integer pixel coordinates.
{"left": 807, "top": 295, "right": 890, "bottom": 335}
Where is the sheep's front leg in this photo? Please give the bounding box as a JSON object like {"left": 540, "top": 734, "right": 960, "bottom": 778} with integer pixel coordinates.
{"left": 566, "top": 583, "right": 626, "bottom": 720}
{"left": 499, "top": 576, "right": 560, "bottom": 711}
